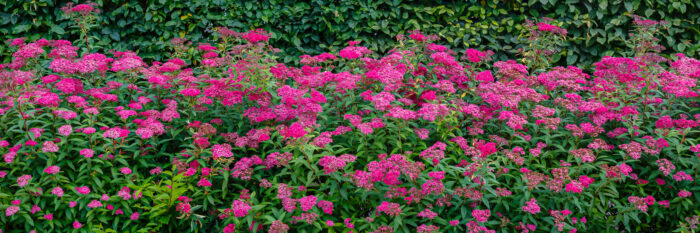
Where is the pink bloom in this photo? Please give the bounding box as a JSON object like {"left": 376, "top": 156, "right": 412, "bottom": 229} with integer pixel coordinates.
{"left": 118, "top": 187, "right": 131, "bottom": 200}
{"left": 150, "top": 167, "right": 163, "bottom": 175}
{"left": 258, "top": 133, "right": 270, "bottom": 142}
{"left": 317, "top": 200, "right": 333, "bottom": 215}
{"left": 578, "top": 175, "right": 595, "bottom": 188}
{"left": 42, "top": 141, "right": 59, "bottom": 153}
{"left": 417, "top": 208, "right": 438, "bottom": 219}
{"left": 197, "top": 178, "right": 212, "bottom": 187}
{"left": 679, "top": 190, "right": 692, "bottom": 198}
{"left": 223, "top": 224, "right": 236, "bottom": 233}
{"left": 475, "top": 70, "right": 494, "bottom": 82}
{"left": 644, "top": 196, "right": 655, "bottom": 206}
{"left": 180, "top": 88, "right": 201, "bottom": 97}
{"left": 58, "top": 125, "right": 73, "bottom": 136}
{"left": 75, "top": 186, "right": 91, "bottom": 194}
{"left": 299, "top": 195, "right": 317, "bottom": 211}
{"left": 5, "top": 206, "right": 19, "bottom": 216}
{"left": 536, "top": 22, "right": 567, "bottom": 35}
{"left": 466, "top": 48, "right": 487, "bottom": 63}
{"left": 88, "top": 200, "right": 103, "bottom": 208}
{"left": 51, "top": 187, "right": 64, "bottom": 197}
{"left": 472, "top": 209, "right": 491, "bottom": 222}
{"left": 656, "top": 178, "right": 666, "bottom": 185}
{"left": 477, "top": 142, "right": 497, "bottom": 158}
{"left": 344, "top": 218, "right": 354, "bottom": 229}
{"left": 243, "top": 30, "right": 269, "bottom": 43}
{"left": 44, "top": 165, "right": 60, "bottom": 174}
{"left": 82, "top": 127, "right": 96, "bottom": 134}
{"left": 673, "top": 171, "right": 693, "bottom": 181}
{"left": 566, "top": 180, "right": 584, "bottom": 193}
{"left": 25, "top": 140, "right": 37, "bottom": 147}
{"left": 421, "top": 90, "right": 436, "bottom": 101}
{"left": 282, "top": 123, "right": 307, "bottom": 139}
{"left": 232, "top": 200, "right": 251, "bottom": 217}
{"left": 120, "top": 167, "right": 132, "bottom": 174}
{"left": 415, "top": 128, "right": 429, "bottom": 140}
{"left": 136, "top": 128, "right": 153, "bottom": 139}
{"left": 30, "top": 205, "right": 41, "bottom": 214}
{"left": 17, "top": 175, "right": 32, "bottom": 187}
{"left": 73, "top": 221, "right": 82, "bottom": 229}
{"left": 211, "top": 144, "right": 233, "bottom": 159}
{"left": 628, "top": 196, "right": 650, "bottom": 212}
{"left": 130, "top": 212, "right": 140, "bottom": 220}
{"left": 376, "top": 201, "right": 402, "bottom": 216}
{"left": 80, "top": 148, "right": 94, "bottom": 158}
{"left": 318, "top": 155, "right": 356, "bottom": 174}
{"left": 523, "top": 198, "right": 541, "bottom": 214}
{"left": 656, "top": 159, "right": 675, "bottom": 176}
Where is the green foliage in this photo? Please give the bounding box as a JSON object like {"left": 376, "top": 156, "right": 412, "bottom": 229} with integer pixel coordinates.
{"left": 1, "top": 0, "right": 699, "bottom": 66}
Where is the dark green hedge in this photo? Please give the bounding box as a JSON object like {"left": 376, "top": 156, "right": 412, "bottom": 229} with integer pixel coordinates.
{"left": 2, "top": 0, "right": 699, "bottom": 66}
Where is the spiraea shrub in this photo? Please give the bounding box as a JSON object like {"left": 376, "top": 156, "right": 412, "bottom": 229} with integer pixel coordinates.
{"left": 0, "top": 5, "right": 699, "bottom": 233}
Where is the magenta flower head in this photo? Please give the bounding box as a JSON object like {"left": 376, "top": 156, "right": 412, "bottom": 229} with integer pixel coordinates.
{"left": 150, "top": 167, "right": 162, "bottom": 175}
{"left": 42, "top": 141, "right": 59, "bottom": 153}
{"left": 51, "top": 187, "right": 64, "bottom": 197}
{"left": 231, "top": 200, "right": 251, "bottom": 218}
{"left": 5, "top": 206, "right": 19, "bottom": 216}
{"left": 87, "top": 200, "right": 102, "bottom": 208}
{"left": 75, "top": 186, "right": 91, "bottom": 195}
{"left": 211, "top": 144, "right": 233, "bottom": 159}
{"left": 197, "top": 178, "right": 212, "bottom": 187}
{"left": 80, "top": 148, "right": 94, "bottom": 158}
{"left": 472, "top": 209, "right": 491, "bottom": 222}
{"left": 58, "top": 124, "right": 73, "bottom": 136}
{"left": 281, "top": 123, "right": 307, "bottom": 139}
{"left": 73, "top": 220, "right": 82, "bottom": 229}
{"left": 120, "top": 167, "right": 132, "bottom": 175}
{"left": 17, "top": 174, "right": 32, "bottom": 187}
{"left": 299, "top": 195, "right": 317, "bottom": 211}
{"left": 522, "top": 198, "right": 541, "bottom": 214}
{"left": 180, "top": 88, "right": 201, "bottom": 97}
{"left": 223, "top": 224, "right": 236, "bottom": 233}
{"left": 44, "top": 165, "right": 60, "bottom": 174}
{"left": 243, "top": 29, "right": 269, "bottom": 43}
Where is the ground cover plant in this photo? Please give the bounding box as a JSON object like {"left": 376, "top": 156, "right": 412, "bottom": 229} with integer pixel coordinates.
{"left": 0, "top": 4, "right": 699, "bottom": 233}
{"left": 2, "top": 0, "right": 699, "bottom": 65}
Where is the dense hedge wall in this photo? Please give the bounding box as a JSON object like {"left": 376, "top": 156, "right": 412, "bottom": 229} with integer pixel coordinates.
{"left": 1, "top": 0, "right": 699, "bottom": 66}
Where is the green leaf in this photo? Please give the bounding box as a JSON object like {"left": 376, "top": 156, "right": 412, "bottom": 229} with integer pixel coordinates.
{"left": 50, "top": 24, "right": 65, "bottom": 35}
{"left": 110, "top": 30, "right": 121, "bottom": 41}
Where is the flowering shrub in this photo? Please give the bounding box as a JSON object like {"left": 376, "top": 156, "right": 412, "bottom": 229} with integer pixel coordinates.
{"left": 0, "top": 13, "right": 699, "bottom": 233}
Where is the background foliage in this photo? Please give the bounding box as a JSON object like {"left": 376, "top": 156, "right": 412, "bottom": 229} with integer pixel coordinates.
{"left": 1, "top": 0, "right": 699, "bottom": 66}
